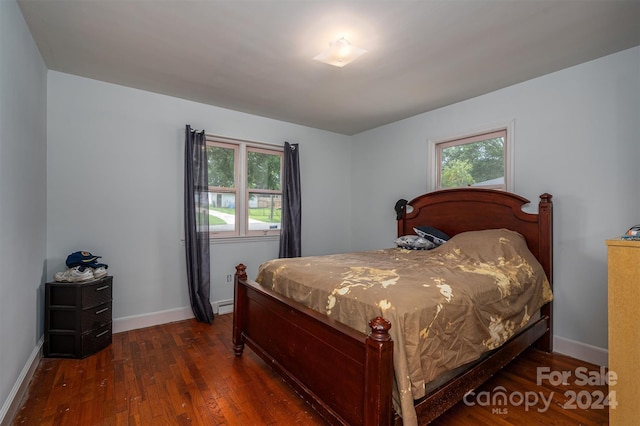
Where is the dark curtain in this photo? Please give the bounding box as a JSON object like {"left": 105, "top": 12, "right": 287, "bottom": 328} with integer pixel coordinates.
{"left": 278, "top": 142, "right": 301, "bottom": 258}
{"left": 184, "top": 125, "right": 214, "bottom": 323}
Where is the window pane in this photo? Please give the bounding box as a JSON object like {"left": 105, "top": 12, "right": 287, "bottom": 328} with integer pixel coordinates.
{"left": 207, "top": 146, "right": 235, "bottom": 188}
{"left": 195, "top": 192, "right": 211, "bottom": 232}
{"left": 247, "top": 151, "right": 281, "bottom": 190}
{"left": 209, "top": 192, "right": 236, "bottom": 233}
{"left": 248, "top": 193, "right": 281, "bottom": 232}
{"left": 440, "top": 137, "right": 504, "bottom": 188}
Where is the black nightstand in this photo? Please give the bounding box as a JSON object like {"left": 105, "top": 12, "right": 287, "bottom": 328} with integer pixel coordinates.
{"left": 44, "top": 276, "right": 113, "bottom": 358}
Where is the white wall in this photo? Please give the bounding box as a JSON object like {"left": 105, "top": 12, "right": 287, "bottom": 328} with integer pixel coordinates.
{"left": 0, "top": 0, "right": 48, "bottom": 421}
{"left": 46, "top": 72, "right": 352, "bottom": 327}
{"left": 351, "top": 47, "right": 640, "bottom": 356}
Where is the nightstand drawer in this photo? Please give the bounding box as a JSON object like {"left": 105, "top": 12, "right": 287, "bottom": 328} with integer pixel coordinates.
{"left": 46, "top": 323, "right": 112, "bottom": 359}
{"left": 81, "top": 303, "right": 112, "bottom": 331}
{"left": 80, "top": 277, "right": 113, "bottom": 308}
{"left": 49, "top": 302, "right": 112, "bottom": 332}
{"left": 81, "top": 323, "right": 112, "bottom": 357}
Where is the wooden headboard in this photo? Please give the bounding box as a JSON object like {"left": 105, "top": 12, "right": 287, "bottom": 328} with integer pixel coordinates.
{"left": 397, "top": 188, "right": 553, "bottom": 283}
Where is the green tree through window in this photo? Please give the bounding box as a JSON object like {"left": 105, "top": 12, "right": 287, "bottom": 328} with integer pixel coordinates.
{"left": 248, "top": 151, "right": 281, "bottom": 191}
{"left": 207, "top": 146, "right": 235, "bottom": 187}
{"left": 440, "top": 137, "right": 504, "bottom": 188}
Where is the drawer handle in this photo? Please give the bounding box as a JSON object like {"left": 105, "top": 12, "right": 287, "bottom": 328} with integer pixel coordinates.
{"left": 95, "top": 307, "right": 110, "bottom": 314}
{"left": 95, "top": 329, "right": 110, "bottom": 338}
{"left": 95, "top": 285, "right": 110, "bottom": 291}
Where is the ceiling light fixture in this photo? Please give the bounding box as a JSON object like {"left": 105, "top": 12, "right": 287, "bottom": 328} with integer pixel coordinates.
{"left": 313, "top": 37, "right": 366, "bottom": 68}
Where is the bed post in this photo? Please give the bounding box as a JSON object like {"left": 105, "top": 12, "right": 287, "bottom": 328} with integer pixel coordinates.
{"left": 233, "top": 263, "right": 247, "bottom": 356}
{"left": 536, "top": 193, "right": 553, "bottom": 353}
{"left": 364, "top": 317, "right": 394, "bottom": 426}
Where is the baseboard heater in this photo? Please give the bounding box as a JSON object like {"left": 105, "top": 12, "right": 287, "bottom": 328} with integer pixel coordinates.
{"left": 216, "top": 299, "right": 234, "bottom": 315}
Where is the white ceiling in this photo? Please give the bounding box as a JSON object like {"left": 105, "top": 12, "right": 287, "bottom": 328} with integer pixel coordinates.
{"left": 17, "top": 0, "right": 640, "bottom": 135}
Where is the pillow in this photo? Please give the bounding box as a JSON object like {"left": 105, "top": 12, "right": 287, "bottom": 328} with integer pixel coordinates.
{"left": 413, "top": 226, "right": 450, "bottom": 246}
{"left": 395, "top": 235, "right": 436, "bottom": 250}
{"left": 439, "top": 229, "right": 531, "bottom": 262}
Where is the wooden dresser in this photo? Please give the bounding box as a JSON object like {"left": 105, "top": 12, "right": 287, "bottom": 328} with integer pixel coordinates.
{"left": 44, "top": 276, "right": 113, "bottom": 358}
{"left": 606, "top": 239, "right": 640, "bottom": 425}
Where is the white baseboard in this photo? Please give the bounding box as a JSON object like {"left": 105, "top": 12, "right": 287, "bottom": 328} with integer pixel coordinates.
{"left": 0, "top": 337, "right": 43, "bottom": 426}
{"left": 112, "top": 306, "right": 194, "bottom": 333}
{"left": 554, "top": 335, "right": 608, "bottom": 367}
{"left": 112, "top": 300, "right": 234, "bottom": 334}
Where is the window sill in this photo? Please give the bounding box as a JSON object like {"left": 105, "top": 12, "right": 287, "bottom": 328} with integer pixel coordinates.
{"left": 210, "top": 235, "right": 280, "bottom": 244}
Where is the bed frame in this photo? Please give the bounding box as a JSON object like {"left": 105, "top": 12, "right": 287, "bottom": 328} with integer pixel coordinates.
{"left": 233, "top": 188, "right": 553, "bottom": 425}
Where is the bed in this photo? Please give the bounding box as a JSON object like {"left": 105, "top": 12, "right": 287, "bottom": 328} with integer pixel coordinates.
{"left": 232, "top": 188, "right": 553, "bottom": 425}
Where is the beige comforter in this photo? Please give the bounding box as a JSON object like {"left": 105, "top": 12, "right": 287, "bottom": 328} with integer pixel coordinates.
{"left": 256, "top": 229, "right": 553, "bottom": 425}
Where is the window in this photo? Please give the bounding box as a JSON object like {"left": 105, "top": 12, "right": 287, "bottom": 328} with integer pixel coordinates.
{"left": 206, "top": 137, "right": 283, "bottom": 238}
{"left": 429, "top": 124, "right": 513, "bottom": 191}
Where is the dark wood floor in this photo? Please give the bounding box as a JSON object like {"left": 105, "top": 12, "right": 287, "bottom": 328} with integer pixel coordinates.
{"left": 13, "top": 314, "right": 609, "bottom": 425}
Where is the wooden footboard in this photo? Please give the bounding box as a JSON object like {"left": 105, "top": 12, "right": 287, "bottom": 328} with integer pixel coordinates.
{"left": 233, "top": 264, "right": 394, "bottom": 425}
